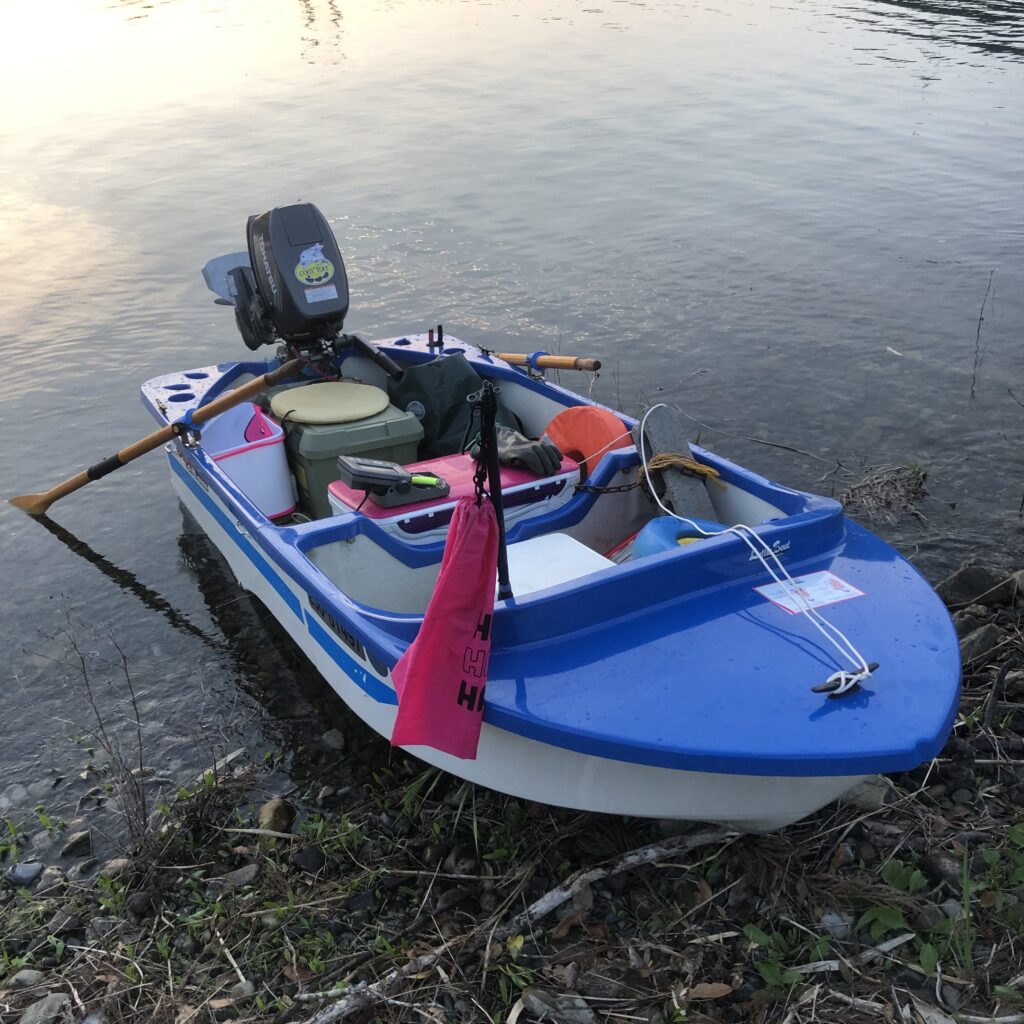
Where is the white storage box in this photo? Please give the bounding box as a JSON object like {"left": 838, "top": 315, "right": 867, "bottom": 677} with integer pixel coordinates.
{"left": 201, "top": 403, "right": 296, "bottom": 519}
{"left": 503, "top": 533, "right": 614, "bottom": 599}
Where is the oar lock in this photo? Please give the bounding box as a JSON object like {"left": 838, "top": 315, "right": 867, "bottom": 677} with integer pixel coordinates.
{"left": 170, "top": 409, "right": 203, "bottom": 448}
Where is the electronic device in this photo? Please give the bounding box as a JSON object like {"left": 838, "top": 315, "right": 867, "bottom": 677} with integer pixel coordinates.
{"left": 336, "top": 455, "right": 450, "bottom": 508}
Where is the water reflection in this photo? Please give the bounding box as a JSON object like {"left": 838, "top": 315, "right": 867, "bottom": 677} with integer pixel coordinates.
{"left": 855, "top": 1, "right": 1024, "bottom": 60}
{"left": 298, "top": 0, "right": 346, "bottom": 64}
{"left": 35, "top": 515, "right": 226, "bottom": 651}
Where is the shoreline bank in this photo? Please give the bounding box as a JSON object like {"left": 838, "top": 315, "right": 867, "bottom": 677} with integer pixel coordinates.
{"left": 3, "top": 561, "right": 1023, "bottom": 1024}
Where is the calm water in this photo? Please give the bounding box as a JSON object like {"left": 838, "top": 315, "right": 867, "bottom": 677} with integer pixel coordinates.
{"left": 1, "top": 0, "right": 1022, "bottom": 819}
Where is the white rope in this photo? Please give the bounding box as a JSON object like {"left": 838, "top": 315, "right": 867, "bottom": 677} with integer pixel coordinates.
{"left": 637, "top": 404, "right": 872, "bottom": 694}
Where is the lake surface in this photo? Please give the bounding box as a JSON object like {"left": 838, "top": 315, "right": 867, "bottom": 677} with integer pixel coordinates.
{"left": 2, "top": 0, "right": 1022, "bottom": 828}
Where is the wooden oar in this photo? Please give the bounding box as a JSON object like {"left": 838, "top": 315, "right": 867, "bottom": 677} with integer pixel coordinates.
{"left": 495, "top": 352, "right": 601, "bottom": 372}
{"left": 9, "top": 357, "right": 305, "bottom": 517}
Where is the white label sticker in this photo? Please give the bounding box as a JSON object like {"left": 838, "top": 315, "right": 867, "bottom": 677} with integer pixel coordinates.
{"left": 754, "top": 571, "right": 865, "bottom": 615}
{"left": 305, "top": 285, "right": 339, "bottom": 303}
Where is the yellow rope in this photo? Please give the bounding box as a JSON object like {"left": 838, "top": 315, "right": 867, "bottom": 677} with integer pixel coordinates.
{"left": 642, "top": 452, "right": 726, "bottom": 489}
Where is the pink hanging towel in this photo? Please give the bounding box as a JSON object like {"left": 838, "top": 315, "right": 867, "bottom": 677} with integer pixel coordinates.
{"left": 391, "top": 496, "right": 498, "bottom": 759}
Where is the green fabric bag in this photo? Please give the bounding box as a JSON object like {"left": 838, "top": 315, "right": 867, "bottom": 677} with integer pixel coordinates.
{"left": 387, "top": 353, "right": 519, "bottom": 458}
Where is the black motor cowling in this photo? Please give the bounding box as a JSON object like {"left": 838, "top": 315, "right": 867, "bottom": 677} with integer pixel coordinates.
{"left": 231, "top": 203, "right": 350, "bottom": 351}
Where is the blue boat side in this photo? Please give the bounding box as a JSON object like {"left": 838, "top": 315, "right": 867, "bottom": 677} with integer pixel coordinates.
{"left": 142, "top": 344, "right": 961, "bottom": 779}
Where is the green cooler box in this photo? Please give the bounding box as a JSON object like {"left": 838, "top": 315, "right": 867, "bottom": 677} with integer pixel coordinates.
{"left": 270, "top": 382, "right": 424, "bottom": 518}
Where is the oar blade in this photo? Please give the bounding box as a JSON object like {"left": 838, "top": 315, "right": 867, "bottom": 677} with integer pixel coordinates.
{"left": 8, "top": 492, "right": 53, "bottom": 516}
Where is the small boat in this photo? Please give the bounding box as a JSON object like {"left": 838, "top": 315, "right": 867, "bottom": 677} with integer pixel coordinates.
{"left": 140, "top": 203, "right": 960, "bottom": 831}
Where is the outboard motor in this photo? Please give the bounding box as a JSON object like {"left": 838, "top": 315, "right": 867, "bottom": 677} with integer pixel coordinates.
{"left": 230, "top": 203, "right": 350, "bottom": 352}
{"left": 203, "top": 202, "right": 403, "bottom": 380}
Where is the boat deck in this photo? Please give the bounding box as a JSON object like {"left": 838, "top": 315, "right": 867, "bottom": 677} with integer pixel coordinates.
{"left": 481, "top": 520, "right": 958, "bottom": 777}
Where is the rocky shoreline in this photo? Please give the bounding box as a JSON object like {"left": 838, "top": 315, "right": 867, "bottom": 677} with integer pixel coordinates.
{"left": 2, "top": 561, "right": 1023, "bottom": 1024}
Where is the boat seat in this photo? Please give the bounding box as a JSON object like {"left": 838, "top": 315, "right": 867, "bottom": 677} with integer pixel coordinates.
{"left": 326, "top": 452, "right": 580, "bottom": 543}
{"left": 269, "top": 380, "right": 390, "bottom": 424}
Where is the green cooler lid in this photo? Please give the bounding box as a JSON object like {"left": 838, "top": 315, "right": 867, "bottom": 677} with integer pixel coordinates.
{"left": 270, "top": 381, "right": 389, "bottom": 424}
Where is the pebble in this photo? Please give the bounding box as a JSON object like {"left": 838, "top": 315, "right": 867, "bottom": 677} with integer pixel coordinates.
{"left": 9, "top": 968, "right": 45, "bottom": 989}
{"left": 855, "top": 840, "right": 878, "bottom": 864}
{"left": 959, "top": 623, "right": 1004, "bottom": 666}
{"left": 577, "top": 960, "right": 629, "bottom": 999}
{"left": 952, "top": 608, "right": 986, "bottom": 637}
{"left": 98, "top": 857, "right": 133, "bottom": 880}
{"left": 941, "top": 983, "right": 962, "bottom": 1009}
{"left": 230, "top": 979, "right": 255, "bottom": 1001}
{"left": 25, "top": 780, "right": 54, "bottom": 803}
{"left": 521, "top": 987, "right": 597, "bottom": 1024}
{"left": 257, "top": 798, "right": 295, "bottom": 834}
{"left": 5, "top": 862, "right": 44, "bottom": 887}
{"left": 210, "top": 998, "right": 237, "bottom": 1022}
{"left": 941, "top": 898, "right": 963, "bottom": 919}
{"left": 86, "top": 918, "right": 120, "bottom": 943}
{"left": 819, "top": 911, "right": 855, "bottom": 941}
{"left": 291, "top": 844, "right": 326, "bottom": 874}
{"left": 17, "top": 992, "right": 70, "bottom": 1024}
{"left": 126, "top": 890, "right": 155, "bottom": 917}
{"left": 1003, "top": 670, "right": 1024, "bottom": 700}
{"left": 434, "top": 886, "right": 471, "bottom": 914}
{"left": 346, "top": 890, "right": 375, "bottom": 912}
{"left": 936, "top": 563, "right": 1021, "bottom": 607}
{"left": 206, "top": 862, "right": 259, "bottom": 895}
{"left": 322, "top": 728, "right": 346, "bottom": 751}
{"left": 36, "top": 867, "right": 67, "bottom": 896}
{"left": 922, "top": 850, "right": 962, "bottom": 887}
{"left": 912, "top": 904, "right": 947, "bottom": 931}
{"left": 951, "top": 788, "right": 975, "bottom": 805}
{"left": 842, "top": 776, "right": 889, "bottom": 811}
{"left": 67, "top": 857, "right": 98, "bottom": 882}
{"left": 43, "top": 909, "right": 80, "bottom": 936}
{"left": 0, "top": 782, "right": 29, "bottom": 812}
{"left": 59, "top": 829, "right": 92, "bottom": 858}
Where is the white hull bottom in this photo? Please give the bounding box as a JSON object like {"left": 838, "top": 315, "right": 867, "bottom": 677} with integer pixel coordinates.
{"left": 172, "top": 460, "right": 865, "bottom": 832}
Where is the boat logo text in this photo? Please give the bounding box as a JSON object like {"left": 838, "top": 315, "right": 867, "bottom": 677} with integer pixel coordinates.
{"left": 308, "top": 595, "right": 389, "bottom": 677}
{"left": 750, "top": 540, "right": 790, "bottom": 561}
{"left": 257, "top": 234, "right": 278, "bottom": 299}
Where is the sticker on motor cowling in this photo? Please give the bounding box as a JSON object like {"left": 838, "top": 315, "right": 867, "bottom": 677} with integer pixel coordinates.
{"left": 755, "top": 571, "right": 864, "bottom": 614}
{"left": 305, "top": 285, "right": 339, "bottom": 303}
{"left": 294, "top": 243, "right": 335, "bottom": 286}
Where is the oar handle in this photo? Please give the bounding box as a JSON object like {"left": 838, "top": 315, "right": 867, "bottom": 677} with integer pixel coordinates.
{"left": 10, "top": 357, "right": 305, "bottom": 516}
{"left": 495, "top": 352, "right": 601, "bottom": 372}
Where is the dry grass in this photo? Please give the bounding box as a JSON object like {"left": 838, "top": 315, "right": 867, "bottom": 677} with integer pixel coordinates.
{"left": 3, "top": 608, "right": 1024, "bottom": 1024}
{"left": 838, "top": 464, "right": 928, "bottom": 525}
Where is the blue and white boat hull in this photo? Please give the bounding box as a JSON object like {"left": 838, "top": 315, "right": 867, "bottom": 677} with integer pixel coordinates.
{"left": 146, "top": 335, "right": 960, "bottom": 831}
{"left": 168, "top": 445, "right": 867, "bottom": 830}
